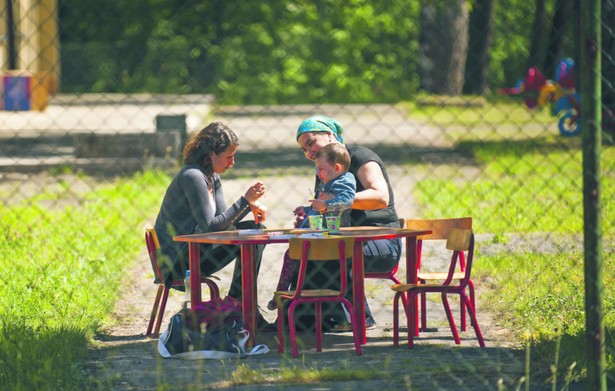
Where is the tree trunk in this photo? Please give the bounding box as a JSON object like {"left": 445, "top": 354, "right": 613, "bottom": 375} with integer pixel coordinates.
{"left": 526, "top": 0, "right": 548, "bottom": 69}
{"left": 418, "top": 0, "right": 469, "bottom": 95}
{"left": 463, "top": 0, "right": 496, "bottom": 95}
{"left": 544, "top": 0, "right": 573, "bottom": 78}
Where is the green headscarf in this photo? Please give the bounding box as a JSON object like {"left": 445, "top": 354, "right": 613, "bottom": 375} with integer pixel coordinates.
{"left": 296, "top": 116, "right": 344, "bottom": 143}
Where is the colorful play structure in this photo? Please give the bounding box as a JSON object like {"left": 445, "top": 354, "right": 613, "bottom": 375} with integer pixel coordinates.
{"left": 499, "top": 58, "right": 581, "bottom": 136}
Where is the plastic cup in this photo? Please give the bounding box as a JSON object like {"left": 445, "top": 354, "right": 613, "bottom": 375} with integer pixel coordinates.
{"left": 326, "top": 216, "right": 341, "bottom": 234}
{"left": 308, "top": 215, "right": 323, "bottom": 231}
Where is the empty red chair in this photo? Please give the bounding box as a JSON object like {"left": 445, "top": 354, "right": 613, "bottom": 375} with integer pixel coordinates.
{"left": 392, "top": 228, "right": 485, "bottom": 348}
{"left": 274, "top": 237, "right": 362, "bottom": 358}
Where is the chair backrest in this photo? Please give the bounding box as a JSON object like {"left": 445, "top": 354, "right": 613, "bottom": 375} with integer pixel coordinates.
{"left": 145, "top": 228, "right": 164, "bottom": 281}
{"left": 404, "top": 217, "right": 472, "bottom": 240}
{"left": 289, "top": 237, "right": 355, "bottom": 261}
{"left": 404, "top": 217, "right": 472, "bottom": 271}
{"left": 443, "top": 228, "right": 475, "bottom": 285}
{"left": 288, "top": 237, "right": 355, "bottom": 297}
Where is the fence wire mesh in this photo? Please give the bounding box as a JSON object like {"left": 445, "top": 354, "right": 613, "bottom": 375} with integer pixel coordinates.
{"left": 1, "top": 1, "right": 613, "bottom": 390}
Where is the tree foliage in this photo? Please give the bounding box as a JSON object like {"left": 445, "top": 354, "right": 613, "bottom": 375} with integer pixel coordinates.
{"left": 58, "top": 0, "right": 581, "bottom": 104}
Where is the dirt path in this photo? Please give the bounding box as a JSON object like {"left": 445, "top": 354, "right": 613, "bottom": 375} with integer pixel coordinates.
{"left": 86, "top": 173, "right": 524, "bottom": 391}
{"left": 83, "top": 106, "right": 525, "bottom": 390}
{"left": 87, "top": 233, "right": 529, "bottom": 391}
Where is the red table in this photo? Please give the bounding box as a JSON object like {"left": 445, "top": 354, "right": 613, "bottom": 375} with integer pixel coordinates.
{"left": 174, "top": 226, "right": 430, "bottom": 347}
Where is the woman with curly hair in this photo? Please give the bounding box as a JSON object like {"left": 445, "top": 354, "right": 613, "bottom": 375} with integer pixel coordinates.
{"left": 154, "top": 122, "right": 267, "bottom": 300}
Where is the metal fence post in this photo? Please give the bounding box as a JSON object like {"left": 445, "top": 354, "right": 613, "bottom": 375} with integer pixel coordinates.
{"left": 580, "top": 1, "right": 606, "bottom": 389}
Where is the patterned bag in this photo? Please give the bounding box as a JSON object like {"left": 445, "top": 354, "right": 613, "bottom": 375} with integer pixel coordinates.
{"left": 158, "top": 296, "right": 269, "bottom": 359}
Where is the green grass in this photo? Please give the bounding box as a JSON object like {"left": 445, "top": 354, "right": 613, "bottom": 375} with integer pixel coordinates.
{"left": 410, "top": 134, "right": 615, "bottom": 384}
{"left": 414, "top": 137, "right": 614, "bottom": 234}
{"left": 0, "top": 170, "right": 170, "bottom": 390}
{"left": 1, "top": 98, "right": 614, "bottom": 388}
{"left": 402, "top": 95, "right": 555, "bottom": 127}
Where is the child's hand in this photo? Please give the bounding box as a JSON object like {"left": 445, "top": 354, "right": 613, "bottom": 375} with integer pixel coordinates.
{"left": 293, "top": 206, "right": 306, "bottom": 217}
{"left": 318, "top": 192, "right": 334, "bottom": 201}
{"left": 293, "top": 206, "right": 306, "bottom": 228}
{"left": 309, "top": 199, "right": 327, "bottom": 213}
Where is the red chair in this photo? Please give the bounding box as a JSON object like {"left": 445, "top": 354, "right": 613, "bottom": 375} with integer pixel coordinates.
{"left": 405, "top": 217, "right": 474, "bottom": 332}
{"left": 392, "top": 228, "right": 485, "bottom": 348}
{"left": 145, "top": 228, "right": 220, "bottom": 338}
{"left": 274, "top": 237, "right": 362, "bottom": 358}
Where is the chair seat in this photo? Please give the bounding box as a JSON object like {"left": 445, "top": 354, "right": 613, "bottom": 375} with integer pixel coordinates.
{"left": 276, "top": 289, "right": 341, "bottom": 298}
{"left": 392, "top": 283, "right": 463, "bottom": 292}
{"left": 418, "top": 271, "right": 465, "bottom": 281}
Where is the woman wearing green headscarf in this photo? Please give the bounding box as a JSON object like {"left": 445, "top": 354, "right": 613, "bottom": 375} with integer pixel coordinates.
{"left": 292, "top": 115, "right": 402, "bottom": 330}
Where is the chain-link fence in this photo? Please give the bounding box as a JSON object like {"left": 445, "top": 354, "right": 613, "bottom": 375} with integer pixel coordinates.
{"left": 1, "top": 1, "right": 613, "bottom": 390}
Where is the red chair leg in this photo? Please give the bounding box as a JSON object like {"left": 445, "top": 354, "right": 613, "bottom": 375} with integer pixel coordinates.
{"left": 463, "top": 294, "right": 485, "bottom": 347}
{"left": 153, "top": 286, "right": 171, "bottom": 338}
{"left": 276, "top": 304, "right": 285, "bottom": 353}
{"left": 441, "top": 293, "right": 461, "bottom": 344}
{"left": 146, "top": 284, "right": 164, "bottom": 337}
{"left": 288, "top": 301, "right": 299, "bottom": 358}
{"left": 468, "top": 280, "right": 476, "bottom": 328}
{"left": 407, "top": 292, "right": 418, "bottom": 348}
{"left": 460, "top": 292, "right": 467, "bottom": 332}
{"left": 341, "top": 299, "right": 361, "bottom": 355}
{"left": 420, "top": 289, "right": 427, "bottom": 332}
{"left": 393, "top": 292, "right": 401, "bottom": 346}
{"left": 315, "top": 302, "right": 323, "bottom": 352}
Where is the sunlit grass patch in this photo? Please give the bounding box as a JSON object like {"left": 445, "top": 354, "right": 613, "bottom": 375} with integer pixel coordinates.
{"left": 0, "top": 170, "right": 169, "bottom": 390}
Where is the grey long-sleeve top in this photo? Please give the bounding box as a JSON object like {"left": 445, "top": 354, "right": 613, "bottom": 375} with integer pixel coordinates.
{"left": 154, "top": 164, "right": 251, "bottom": 278}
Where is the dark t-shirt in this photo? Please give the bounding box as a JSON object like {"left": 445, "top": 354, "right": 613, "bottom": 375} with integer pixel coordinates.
{"left": 314, "top": 144, "right": 400, "bottom": 227}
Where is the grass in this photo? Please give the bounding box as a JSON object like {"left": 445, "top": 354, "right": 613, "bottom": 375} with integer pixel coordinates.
{"left": 0, "top": 170, "right": 169, "bottom": 390}
{"left": 409, "top": 131, "right": 615, "bottom": 384}
{"left": 414, "top": 136, "right": 614, "bottom": 234}
{"left": 402, "top": 95, "right": 555, "bottom": 127}
{"left": 1, "top": 99, "right": 614, "bottom": 388}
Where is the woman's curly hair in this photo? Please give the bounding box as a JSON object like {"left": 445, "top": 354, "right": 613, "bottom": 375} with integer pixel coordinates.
{"left": 182, "top": 122, "right": 239, "bottom": 177}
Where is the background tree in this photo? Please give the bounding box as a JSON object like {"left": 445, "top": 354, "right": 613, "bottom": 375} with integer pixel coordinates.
{"left": 543, "top": 0, "right": 574, "bottom": 78}
{"left": 418, "top": 0, "right": 469, "bottom": 95}
{"left": 463, "top": 0, "right": 497, "bottom": 95}
{"left": 526, "top": 0, "right": 548, "bottom": 69}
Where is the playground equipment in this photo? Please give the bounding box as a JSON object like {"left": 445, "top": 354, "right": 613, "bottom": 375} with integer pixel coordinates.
{"left": 499, "top": 58, "right": 581, "bottom": 136}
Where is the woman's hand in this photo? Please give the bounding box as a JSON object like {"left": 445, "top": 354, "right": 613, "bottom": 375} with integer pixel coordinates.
{"left": 244, "top": 181, "right": 266, "bottom": 204}
{"left": 250, "top": 201, "right": 267, "bottom": 224}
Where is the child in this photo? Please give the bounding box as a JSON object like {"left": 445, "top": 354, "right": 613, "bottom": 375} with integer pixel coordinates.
{"left": 268, "top": 143, "right": 356, "bottom": 310}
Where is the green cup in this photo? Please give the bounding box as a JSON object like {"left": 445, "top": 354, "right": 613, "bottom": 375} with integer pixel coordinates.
{"left": 308, "top": 215, "right": 324, "bottom": 231}
{"left": 325, "top": 216, "right": 341, "bottom": 234}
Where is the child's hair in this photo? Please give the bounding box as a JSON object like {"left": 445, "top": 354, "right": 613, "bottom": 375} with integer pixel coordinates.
{"left": 314, "top": 143, "right": 350, "bottom": 171}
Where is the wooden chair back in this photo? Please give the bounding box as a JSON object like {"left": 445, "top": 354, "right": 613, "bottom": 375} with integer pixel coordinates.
{"left": 288, "top": 237, "right": 355, "bottom": 297}
{"left": 405, "top": 217, "right": 472, "bottom": 240}
{"left": 289, "top": 237, "right": 355, "bottom": 261}
{"left": 444, "top": 228, "right": 475, "bottom": 284}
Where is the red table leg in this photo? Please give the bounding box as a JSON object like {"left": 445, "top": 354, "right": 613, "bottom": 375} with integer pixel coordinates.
{"left": 352, "top": 241, "right": 366, "bottom": 344}
{"left": 241, "top": 244, "right": 257, "bottom": 348}
{"left": 189, "top": 242, "right": 201, "bottom": 306}
{"left": 405, "top": 237, "right": 419, "bottom": 336}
